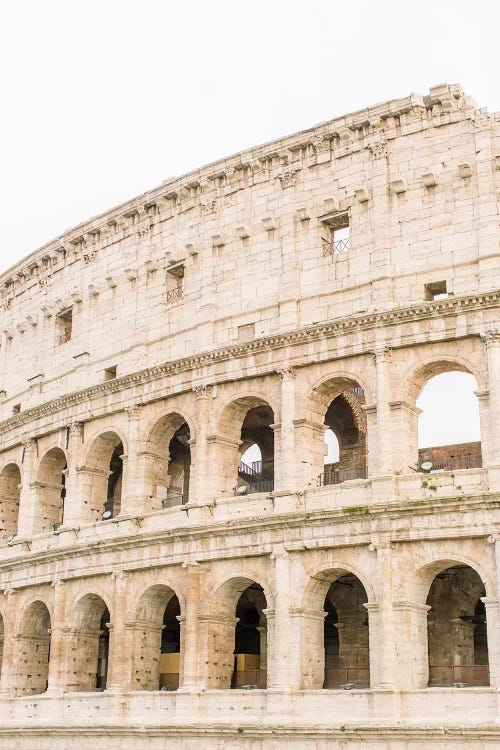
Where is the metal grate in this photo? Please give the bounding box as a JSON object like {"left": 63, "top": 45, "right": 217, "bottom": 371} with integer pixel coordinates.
{"left": 166, "top": 286, "right": 184, "bottom": 304}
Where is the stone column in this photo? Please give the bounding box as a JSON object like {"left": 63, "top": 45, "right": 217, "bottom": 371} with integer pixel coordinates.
{"left": 292, "top": 419, "right": 325, "bottom": 490}
{"left": 178, "top": 562, "right": 207, "bottom": 691}
{"left": 128, "top": 621, "right": 164, "bottom": 691}
{"left": 486, "top": 537, "right": 500, "bottom": 688}
{"left": 392, "top": 601, "right": 430, "bottom": 688}
{"left": 481, "top": 596, "right": 499, "bottom": 688}
{"left": 293, "top": 606, "right": 326, "bottom": 689}
{"left": 368, "top": 542, "right": 397, "bottom": 688}
{"left": 199, "top": 614, "right": 238, "bottom": 689}
{"left": 481, "top": 332, "right": 500, "bottom": 484}
{"left": 16, "top": 438, "right": 37, "bottom": 538}
{"left": 0, "top": 589, "right": 19, "bottom": 696}
{"left": 119, "top": 404, "right": 145, "bottom": 516}
{"left": 46, "top": 579, "right": 68, "bottom": 693}
{"left": 388, "top": 401, "right": 421, "bottom": 474}
{"left": 366, "top": 348, "right": 393, "bottom": 477}
{"left": 368, "top": 139, "right": 393, "bottom": 309}
{"left": 61, "top": 422, "right": 84, "bottom": 528}
{"left": 275, "top": 369, "right": 298, "bottom": 492}
{"left": 189, "top": 386, "right": 212, "bottom": 503}
{"left": 267, "top": 546, "right": 293, "bottom": 690}
{"left": 105, "top": 571, "right": 131, "bottom": 692}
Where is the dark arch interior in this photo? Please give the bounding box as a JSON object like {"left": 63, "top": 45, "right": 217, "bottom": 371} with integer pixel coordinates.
{"left": 96, "top": 607, "right": 110, "bottom": 690}
{"left": 159, "top": 595, "right": 181, "bottom": 689}
{"left": 105, "top": 444, "right": 123, "bottom": 518}
{"left": 426, "top": 565, "right": 489, "bottom": 686}
{"left": 231, "top": 583, "right": 267, "bottom": 689}
{"left": 323, "top": 574, "right": 369, "bottom": 689}
{"left": 323, "top": 388, "right": 367, "bottom": 485}
{"left": 166, "top": 424, "right": 191, "bottom": 506}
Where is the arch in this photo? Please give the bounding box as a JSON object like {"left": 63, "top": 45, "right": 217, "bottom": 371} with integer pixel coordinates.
{"left": 402, "top": 357, "right": 483, "bottom": 404}
{"left": 130, "top": 583, "right": 181, "bottom": 691}
{"left": 301, "top": 565, "right": 373, "bottom": 690}
{"left": 14, "top": 600, "right": 52, "bottom": 695}
{"left": 82, "top": 431, "right": 125, "bottom": 522}
{"left": 424, "top": 563, "right": 489, "bottom": 687}
{"left": 303, "top": 375, "right": 368, "bottom": 488}
{"left": 411, "top": 555, "right": 493, "bottom": 606}
{"left": 396, "top": 358, "right": 484, "bottom": 475}
{"left": 66, "top": 593, "right": 111, "bottom": 691}
{"left": 214, "top": 395, "right": 276, "bottom": 496}
{"left": 205, "top": 575, "right": 269, "bottom": 689}
{"left": 144, "top": 412, "right": 193, "bottom": 509}
{"left": 0, "top": 462, "right": 21, "bottom": 540}
{"left": 34, "top": 447, "right": 67, "bottom": 533}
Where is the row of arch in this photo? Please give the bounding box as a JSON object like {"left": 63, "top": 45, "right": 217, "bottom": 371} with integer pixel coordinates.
{"left": 0, "top": 560, "right": 489, "bottom": 696}
{"left": 0, "top": 364, "right": 482, "bottom": 539}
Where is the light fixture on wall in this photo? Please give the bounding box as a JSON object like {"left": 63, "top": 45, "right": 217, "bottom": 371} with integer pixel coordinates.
{"left": 102, "top": 510, "right": 112, "bottom": 521}
{"left": 420, "top": 461, "right": 433, "bottom": 473}
{"left": 237, "top": 486, "right": 248, "bottom": 495}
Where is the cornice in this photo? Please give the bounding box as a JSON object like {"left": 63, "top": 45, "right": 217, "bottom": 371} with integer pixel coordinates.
{"left": 0, "top": 84, "right": 481, "bottom": 291}
{"left": 0, "top": 289, "right": 498, "bottom": 437}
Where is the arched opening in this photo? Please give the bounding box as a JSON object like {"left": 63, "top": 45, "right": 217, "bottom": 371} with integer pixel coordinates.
{"left": 232, "top": 584, "right": 267, "bottom": 689}
{"left": 15, "top": 601, "right": 51, "bottom": 695}
{"left": 236, "top": 404, "right": 274, "bottom": 494}
{"left": 417, "top": 370, "right": 481, "bottom": 472}
{"left": 207, "top": 577, "right": 268, "bottom": 689}
{"left": 323, "top": 575, "right": 370, "bottom": 688}
{"left": 35, "top": 448, "right": 67, "bottom": 533}
{"left": 131, "top": 585, "right": 181, "bottom": 691}
{"left": 321, "top": 386, "right": 367, "bottom": 485}
{"left": 166, "top": 425, "right": 191, "bottom": 507}
{"left": 144, "top": 414, "right": 191, "bottom": 509}
{"left": 83, "top": 432, "right": 124, "bottom": 522}
{"left": 66, "top": 594, "right": 111, "bottom": 692}
{"left": 104, "top": 444, "right": 123, "bottom": 518}
{"left": 96, "top": 608, "right": 110, "bottom": 689}
{"left": 427, "top": 565, "right": 489, "bottom": 687}
{"left": 0, "top": 463, "right": 21, "bottom": 541}
{"left": 301, "top": 568, "right": 371, "bottom": 690}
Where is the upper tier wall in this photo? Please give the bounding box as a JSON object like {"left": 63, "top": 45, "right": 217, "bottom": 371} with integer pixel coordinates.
{"left": 1, "top": 84, "right": 499, "bottom": 417}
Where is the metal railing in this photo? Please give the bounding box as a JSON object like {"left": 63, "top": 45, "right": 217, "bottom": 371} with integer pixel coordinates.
{"left": 333, "top": 237, "right": 350, "bottom": 254}
{"left": 166, "top": 286, "right": 184, "bottom": 304}
{"left": 323, "top": 667, "right": 369, "bottom": 689}
{"left": 428, "top": 664, "right": 489, "bottom": 687}
{"left": 424, "top": 454, "right": 482, "bottom": 472}
{"left": 239, "top": 460, "right": 262, "bottom": 477}
{"left": 320, "top": 464, "right": 367, "bottom": 486}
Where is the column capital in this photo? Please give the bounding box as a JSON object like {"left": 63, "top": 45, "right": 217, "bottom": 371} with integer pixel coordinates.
{"left": 371, "top": 346, "right": 392, "bottom": 362}
{"left": 192, "top": 384, "right": 212, "bottom": 398}
{"left": 68, "top": 421, "right": 84, "bottom": 438}
{"left": 481, "top": 329, "right": 500, "bottom": 347}
{"left": 277, "top": 367, "right": 296, "bottom": 381}
{"left": 21, "top": 436, "right": 36, "bottom": 452}
{"left": 125, "top": 403, "right": 143, "bottom": 419}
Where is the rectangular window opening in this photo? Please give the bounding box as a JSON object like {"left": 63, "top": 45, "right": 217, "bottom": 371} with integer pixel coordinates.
{"left": 56, "top": 308, "right": 73, "bottom": 344}
{"left": 104, "top": 366, "right": 117, "bottom": 381}
{"left": 321, "top": 213, "right": 350, "bottom": 256}
{"left": 166, "top": 264, "right": 185, "bottom": 304}
{"left": 424, "top": 281, "right": 448, "bottom": 301}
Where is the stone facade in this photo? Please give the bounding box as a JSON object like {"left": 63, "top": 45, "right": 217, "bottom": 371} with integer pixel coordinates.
{"left": 0, "top": 83, "right": 499, "bottom": 748}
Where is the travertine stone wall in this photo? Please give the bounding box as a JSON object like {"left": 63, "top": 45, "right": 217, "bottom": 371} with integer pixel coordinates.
{"left": 0, "top": 84, "right": 498, "bottom": 748}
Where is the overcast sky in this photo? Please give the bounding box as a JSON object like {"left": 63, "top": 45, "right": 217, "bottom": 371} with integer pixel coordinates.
{"left": 0, "top": 0, "right": 495, "bottom": 445}
{"left": 0, "top": 0, "right": 499, "bottom": 273}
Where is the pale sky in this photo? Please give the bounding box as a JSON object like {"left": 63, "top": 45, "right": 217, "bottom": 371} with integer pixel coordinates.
{"left": 0, "top": 1, "right": 494, "bottom": 447}
{"left": 0, "top": 0, "right": 499, "bottom": 273}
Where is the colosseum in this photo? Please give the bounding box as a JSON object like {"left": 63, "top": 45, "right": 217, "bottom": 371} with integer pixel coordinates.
{"left": 0, "top": 83, "right": 498, "bottom": 749}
